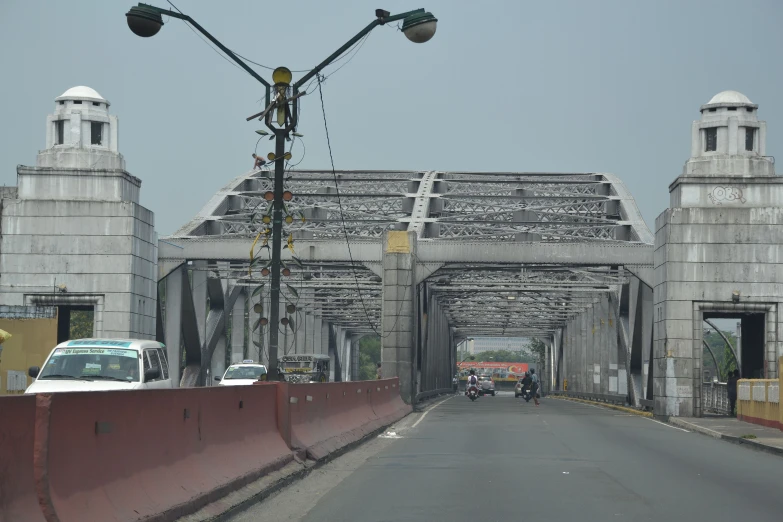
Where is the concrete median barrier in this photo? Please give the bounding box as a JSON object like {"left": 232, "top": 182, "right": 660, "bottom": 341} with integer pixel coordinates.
{"left": 0, "top": 396, "right": 45, "bottom": 522}
{"left": 371, "top": 380, "right": 412, "bottom": 426}
{"left": 33, "top": 385, "right": 292, "bottom": 522}
{"left": 2, "top": 378, "right": 411, "bottom": 521}
{"left": 286, "top": 378, "right": 409, "bottom": 461}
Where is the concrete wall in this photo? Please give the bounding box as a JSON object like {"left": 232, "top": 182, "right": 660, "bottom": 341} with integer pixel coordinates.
{"left": 0, "top": 199, "right": 157, "bottom": 339}
{"left": 558, "top": 294, "right": 624, "bottom": 397}
{"left": 654, "top": 206, "right": 783, "bottom": 417}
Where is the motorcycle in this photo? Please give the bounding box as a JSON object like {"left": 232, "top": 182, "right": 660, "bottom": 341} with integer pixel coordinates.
{"left": 466, "top": 383, "right": 479, "bottom": 401}
{"left": 521, "top": 388, "right": 533, "bottom": 402}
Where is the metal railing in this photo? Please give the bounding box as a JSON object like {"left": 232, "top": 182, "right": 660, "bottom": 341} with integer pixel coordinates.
{"left": 415, "top": 387, "right": 454, "bottom": 402}
{"left": 702, "top": 382, "right": 730, "bottom": 415}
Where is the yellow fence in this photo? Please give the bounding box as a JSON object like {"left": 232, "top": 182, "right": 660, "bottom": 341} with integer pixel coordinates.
{"left": 736, "top": 357, "right": 782, "bottom": 431}
{"left": 0, "top": 316, "right": 58, "bottom": 396}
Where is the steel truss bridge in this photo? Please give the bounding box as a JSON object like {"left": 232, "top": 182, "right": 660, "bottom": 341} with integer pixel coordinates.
{"left": 158, "top": 170, "right": 654, "bottom": 402}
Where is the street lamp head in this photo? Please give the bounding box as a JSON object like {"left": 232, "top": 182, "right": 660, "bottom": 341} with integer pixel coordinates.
{"left": 401, "top": 11, "right": 437, "bottom": 43}
{"left": 126, "top": 5, "right": 165, "bottom": 38}
{"left": 272, "top": 67, "right": 293, "bottom": 86}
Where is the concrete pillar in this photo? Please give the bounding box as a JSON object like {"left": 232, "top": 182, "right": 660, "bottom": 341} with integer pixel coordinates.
{"left": 211, "top": 336, "right": 226, "bottom": 385}
{"left": 295, "top": 312, "right": 307, "bottom": 354}
{"left": 191, "top": 262, "right": 207, "bottom": 352}
{"left": 320, "top": 321, "right": 330, "bottom": 355}
{"left": 312, "top": 317, "right": 321, "bottom": 354}
{"left": 350, "top": 337, "right": 361, "bottom": 381}
{"left": 164, "top": 266, "right": 184, "bottom": 387}
{"left": 306, "top": 314, "right": 315, "bottom": 354}
{"left": 230, "top": 291, "right": 245, "bottom": 364}
{"left": 381, "top": 231, "right": 417, "bottom": 403}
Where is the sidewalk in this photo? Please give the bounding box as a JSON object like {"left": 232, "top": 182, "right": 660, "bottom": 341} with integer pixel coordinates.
{"left": 669, "top": 415, "right": 783, "bottom": 456}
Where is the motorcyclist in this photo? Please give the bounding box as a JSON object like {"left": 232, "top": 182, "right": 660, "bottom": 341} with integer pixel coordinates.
{"left": 465, "top": 369, "right": 478, "bottom": 395}
{"left": 520, "top": 371, "right": 533, "bottom": 396}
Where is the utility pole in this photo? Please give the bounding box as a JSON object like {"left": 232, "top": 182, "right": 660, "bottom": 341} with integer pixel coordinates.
{"left": 126, "top": 2, "right": 438, "bottom": 381}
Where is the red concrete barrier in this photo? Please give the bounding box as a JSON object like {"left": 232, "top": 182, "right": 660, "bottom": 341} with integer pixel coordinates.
{"left": 0, "top": 396, "right": 45, "bottom": 522}
{"left": 286, "top": 378, "right": 409, "bottom": 460}
{"left": 33, "top": 385, "right": 292, "bottom": 522}
{"left": 3, "top": 378, "right": 411, "bottom": 521}
{"left": 370, "top": 379, "right": 412, "bottom": 426}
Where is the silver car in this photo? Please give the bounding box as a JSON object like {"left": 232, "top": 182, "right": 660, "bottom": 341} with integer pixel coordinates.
{"left": 478, "top": 375, "right": 496, "bottom": 396}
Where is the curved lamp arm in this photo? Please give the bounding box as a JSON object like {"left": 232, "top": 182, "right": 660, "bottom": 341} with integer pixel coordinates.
{"left": 293, "top": 9, "right": 426, "bottom": 90}
{"left": 132, "top": 4, "right": 271, "bottom": 89}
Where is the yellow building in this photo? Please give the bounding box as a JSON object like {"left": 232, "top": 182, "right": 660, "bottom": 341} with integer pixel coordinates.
{"left": 0, "top": 306, "right": 58, "bottom": 396}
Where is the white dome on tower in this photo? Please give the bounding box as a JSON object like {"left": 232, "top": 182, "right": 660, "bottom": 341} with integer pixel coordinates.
{"left": 55, "top": 86, "right": 109, "bottom": 106}
{"left": 707, "top": 90, "right": 752, "bottom": 105}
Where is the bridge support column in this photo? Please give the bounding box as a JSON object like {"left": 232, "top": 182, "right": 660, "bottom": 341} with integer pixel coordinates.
{"left": 230, "top": 291, "right": 245, "bottom": 364}
{"left": 381, "top": 231, "right": 417, "bottom": 403}
{"left": 163, "top": 266, "right": 184, "bottom": 387}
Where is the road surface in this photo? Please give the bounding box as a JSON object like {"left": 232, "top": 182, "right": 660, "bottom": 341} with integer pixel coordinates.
{"left": 229, "top": 393, "right": 783, "bottom": 521}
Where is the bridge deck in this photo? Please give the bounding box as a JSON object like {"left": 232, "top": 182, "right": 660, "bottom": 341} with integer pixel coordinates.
{"left": 228, "top": 395, "right": 783, "bottom": 521}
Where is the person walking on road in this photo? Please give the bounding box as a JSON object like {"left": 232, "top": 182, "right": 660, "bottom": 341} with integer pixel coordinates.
{"left": 530, "top": 368, "right": 541, "bottom": 406}
{"left": 727, "top": 369, "right": 739, "bottom": 417}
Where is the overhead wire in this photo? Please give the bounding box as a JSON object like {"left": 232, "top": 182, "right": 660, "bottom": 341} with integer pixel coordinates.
{"left": 316, "top": 74, "right": 410, "bottom": 339}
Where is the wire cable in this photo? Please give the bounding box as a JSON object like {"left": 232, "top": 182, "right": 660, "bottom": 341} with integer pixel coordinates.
{"left": 316, "top": 74, "right": 411, "bottom": 338}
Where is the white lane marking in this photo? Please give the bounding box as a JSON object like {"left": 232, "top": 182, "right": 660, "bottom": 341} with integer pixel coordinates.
{"left": 647, "top": 418, "right": 690, "bottom": 432}
{"left": 410, "top": 395, "right": 454, "bottom": 430}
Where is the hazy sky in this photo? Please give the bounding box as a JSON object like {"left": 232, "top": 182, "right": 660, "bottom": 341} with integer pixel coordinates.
{"left": 1, "top": 0, "right": 782, "bottom": 235}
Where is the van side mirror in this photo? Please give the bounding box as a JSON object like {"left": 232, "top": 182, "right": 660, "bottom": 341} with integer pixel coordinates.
{"left": 214, "top": 376, "right": 221, "bottom": 381}
{"left": 28, "top": 366, "right": 40, "bottom": 378}
{"left": 144, "top": 368, "right": 161, "bottom": 382}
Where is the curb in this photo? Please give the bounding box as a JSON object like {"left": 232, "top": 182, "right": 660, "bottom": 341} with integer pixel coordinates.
{"left": 549, "top": 395, "right": 653, "bottom": 418}
{"left": 669, "top": 418, "right": 783, "bottom": 458}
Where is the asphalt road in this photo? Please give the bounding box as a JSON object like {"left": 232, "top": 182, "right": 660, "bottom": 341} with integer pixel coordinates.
{"left": 230, "top": 393, "right": 783, "bottom": 521}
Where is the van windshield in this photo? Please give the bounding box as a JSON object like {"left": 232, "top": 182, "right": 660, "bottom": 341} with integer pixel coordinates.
{"left": 39, "top": 347, "right": 141, "bottom": 382}
{"left": 223, "top": 365, "right": 266, "bottom": 380}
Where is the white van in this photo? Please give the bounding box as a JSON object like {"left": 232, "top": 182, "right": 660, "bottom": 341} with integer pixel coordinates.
{"left": 25, "top": 339, "right": 173, "bottom": 394}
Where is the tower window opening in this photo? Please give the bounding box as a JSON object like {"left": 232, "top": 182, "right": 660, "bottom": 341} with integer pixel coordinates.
{"left": 746, "top": 108, "right": 753, "bottom": 113}
{"left": 709, "top": 108, "right": 717, "bottom": 112}
{"left": 92, "top": 102, "right": 100, "bottom": 106}
{"left": 728, "top": 107, "right": 737, "bottom": 111}
{"left": 91, "top": 121, "right": 103, "bottom": 145}
{"left": 73, "top": 100, "right": 82, "bottom": 104}
{"left": 705, "top": 127, "right": 718, "bottom": 152}
{"left": 55, "top": 120, "right": 65, "bottom": 145}
{"left": 745, "top": 127, "right": 755, "bottom": 152}
{"left": 59, "top": 101, "right": 64, "bottom": 105}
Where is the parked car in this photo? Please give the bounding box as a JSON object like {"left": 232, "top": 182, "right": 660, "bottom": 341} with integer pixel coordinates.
{"left": 25, "top": 339, "right": 172, "bottom": 393}
{"left": 215, "top": 360, "right": 267, "bottom": 386}
{"left": 478, "top": 375, "right": 496, "bottom": 396}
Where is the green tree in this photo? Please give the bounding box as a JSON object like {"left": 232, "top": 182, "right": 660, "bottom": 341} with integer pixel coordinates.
{"left": 358, "top": 336, "right": 381, "bottom": 381}
{"left": 703, "top": 329, "right": 738, "bottom": 381}
{"left": 69, "top": 310, "right": 94, "bottom": 339}
{"left": 528, "top": 338, "right": 546, "bottom": 369}
{"left": 473, "top": 349, "right": 532, "bottom": 363}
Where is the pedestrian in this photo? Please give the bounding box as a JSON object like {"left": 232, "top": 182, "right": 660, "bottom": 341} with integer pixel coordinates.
{"left": 376, "top": 362, "right": 382, "bottom": 380}
{"left": 252, "top": 153, "right": 266, "bottom": 169}
{"left": 452, "top": 374, "right": 459, "bottom": 393}
{"left": 726, "top": 369, "right": 739, "bottom": 417}
{"left": 530, "top": 368, "right": 540, "bottom": 406}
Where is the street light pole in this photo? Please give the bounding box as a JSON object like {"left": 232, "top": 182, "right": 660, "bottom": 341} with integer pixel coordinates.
{"left": 126, "top": 3, "right": 438, "bottom": 382}
{"left": 268, "top": 127, "right": 287, "bottom": 378}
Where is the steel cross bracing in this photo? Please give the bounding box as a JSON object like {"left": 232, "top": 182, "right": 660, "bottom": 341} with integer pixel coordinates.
{"left": 428, "top": 266, "right": 629, "bottom": 337}
{"left": 162, "top": 170, "right": 653, "bottom": 338}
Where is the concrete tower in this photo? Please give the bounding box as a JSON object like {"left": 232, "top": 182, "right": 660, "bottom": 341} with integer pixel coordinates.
{"left": 654, "top": 91, "right": 783, "bottom": 418}
{"left": 0, "top": 86, "right": 157, "bottom": 346}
